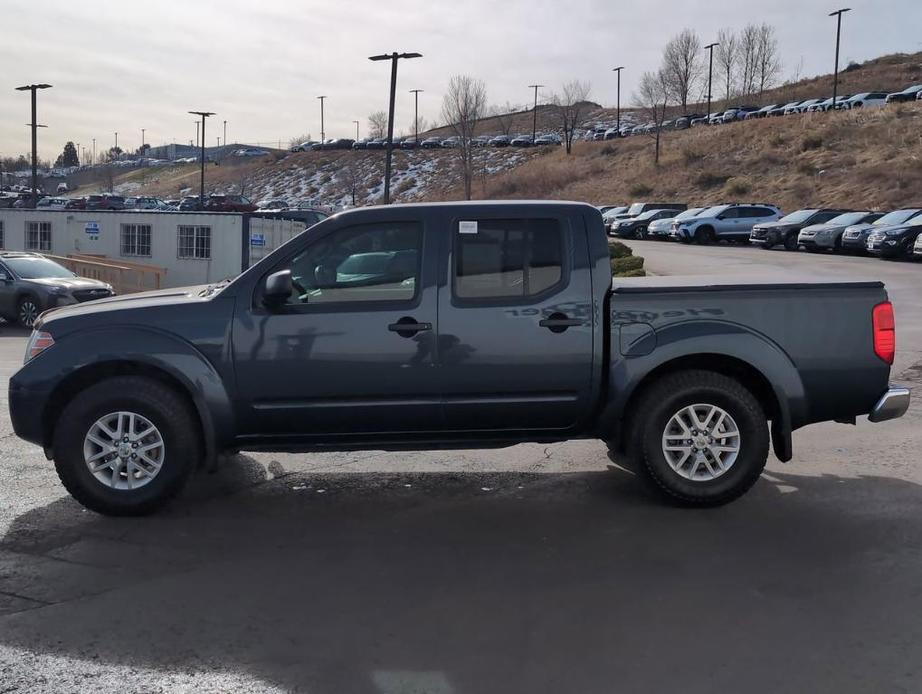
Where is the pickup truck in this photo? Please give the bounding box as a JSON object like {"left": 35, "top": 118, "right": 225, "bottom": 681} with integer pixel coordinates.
{"left": 8, "top": 201, "right": 910, "bottom": 515}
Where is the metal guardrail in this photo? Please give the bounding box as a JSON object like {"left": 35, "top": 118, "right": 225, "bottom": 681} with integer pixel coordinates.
{"left": 46, "top": 253, "right": 167, "bottom": 294}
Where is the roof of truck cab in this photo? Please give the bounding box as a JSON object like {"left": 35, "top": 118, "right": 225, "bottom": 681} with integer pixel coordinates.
{"left": 330, "top": 200, "right": 599, "bottom": 216}
{"left": 612, "top": 273, "right": 884, "bottom": 293}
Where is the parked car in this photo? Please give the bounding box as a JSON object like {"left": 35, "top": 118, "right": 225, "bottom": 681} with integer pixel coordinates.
{"left": 611, "top": 209, "right": 683, "bottom": 239}
{"left": 56, "top": 183, "right": 69, "bottom": 194}
{"left": 842, "top": 209, "right": 922, "bottom": 253}
{"left": 672, "top": 203, "right": 782, "bottom": 244}
{"left": 421, "top": 137, "right": 443, "bottom": 149}
{"left": 744, "top": 104, "right": 780, "bottom": 119}
{"left": 400, "top": 138, "right": 418, "bottom": 150}
{"left": 489, "top": 135, "right": 511, "bottom": 147}
{"left": 0, "top": 252, "right": 114, "bottom": 327}
{"left": 234, "top": 148, "right": 269, "bottom": 157}
{"left": 798, "top": 211, "right": 884, "bottom": 252}
{"left": 85, "top": 194, "right": 125, "bottom": 211}
{"left": 749, "top": 208, "right": 850, "bottom": 250}
{"left": 63, "top": 197, "right": 87, "bottom": 210}
{"left": 867, "top": 216, "right": 922, "bottom": 258}
{"left": 689, "top": 116, "right": 710, "bottom": 126}
{"left": 511, "top": 135, "right": 533, "bottom": 147}
{"left": 9, "top": 201, "right": 910, "bottom": 515}
{"left": 131, "top": 196, "right": 172, "bottom": 211}
{"left": 178, "top": 196, "right": 201, "bottom": 211}
{"left": 770, "top": 101, "right": 802, "bottom": 116}
{"left": 257, "top": 199, "right": 289, "bottom": 211}
{"left": 290, "top": 141, "right": 317, "bottom": 152}
{"left": 647, "top": 207, "right": 706, "bottom": 239}
{"left": 789, "top": 99, "right": 822, "bottom": 114}
{"left": 839, "top": 92, "right": 889, "bottom": 110}
{"left": 886, "top": 84, "right": 922, "bottom": 104}
{"left": 625, "top": 202, "right": 687, "bottom": 219}
{"left": 36, "top": 197, "right": 68, "bottom": 210}
{"left": 205, "top": 194, "right": 258, "bottom": 213}
{"left": 534, "top": 133, "right": 561, "bottom": 145}
{"left": 722, "top": 106, "right": 758, "bottom": 122}
{"left": 598, "top": 205, "right": 625, "bottom": 215}
{"left": 471, "top": 136, "right": 491, "bottom": 147}
{"left": 441, "top": 137, "right": 460, "bottom": 148}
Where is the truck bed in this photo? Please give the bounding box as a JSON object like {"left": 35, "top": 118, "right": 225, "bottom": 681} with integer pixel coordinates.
{"left": 612, "top": 273, "right": 884, "bottom": 293}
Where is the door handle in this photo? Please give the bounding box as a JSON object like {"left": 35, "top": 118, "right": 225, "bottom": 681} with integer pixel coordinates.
{"left": 388, "top": 317, "right": 432, "bottom": 338}
{"left": 539, "top": 312, "right": 583, "bottom": 333}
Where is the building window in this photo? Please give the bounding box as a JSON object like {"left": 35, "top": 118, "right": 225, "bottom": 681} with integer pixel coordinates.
{"left": 177, "top": 225, "right": 211, "bottom": 259}
{"left": 453, "top": 219, "right": 563, "bottom": 300}
{"left": 25, "top": 221, "right": 52, "bottom": 252}
{"left": 121, "top": 224, "right": 152, "bottom": 257}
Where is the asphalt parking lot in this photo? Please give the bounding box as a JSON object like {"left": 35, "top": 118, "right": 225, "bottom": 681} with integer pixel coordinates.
{"left": 0, "top": 244, "right": 920, "bottom": 693}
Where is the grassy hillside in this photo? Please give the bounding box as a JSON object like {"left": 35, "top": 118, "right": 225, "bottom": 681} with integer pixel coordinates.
{"left": 463, "top": 103, "right": 922, "bottom": 212}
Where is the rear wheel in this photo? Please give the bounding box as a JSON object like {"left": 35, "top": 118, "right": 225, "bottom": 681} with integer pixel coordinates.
{"left": 628, "top": 370, "right": 769, "bottom": 506}
{"left": 53, "top": 376, "right": 200, "bottom": 516}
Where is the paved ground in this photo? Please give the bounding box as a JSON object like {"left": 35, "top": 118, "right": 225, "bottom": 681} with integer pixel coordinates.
{"left": 0, "top": 244, "right": 920, "bottom": 693}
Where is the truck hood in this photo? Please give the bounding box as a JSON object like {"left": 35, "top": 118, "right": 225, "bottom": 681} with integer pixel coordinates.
{"left": 38, "top": 284, "right": 213, "bottom": 328}
{"left": 24, "top": 276, "right": 111, "bottom": 290}
{"left": 752, "top": 221, "right": 797, "bottom": 231}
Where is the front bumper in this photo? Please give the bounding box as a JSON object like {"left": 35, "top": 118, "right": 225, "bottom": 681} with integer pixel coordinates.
{"left": 8, "top": 379, "right": 49, "bottom": 447}
{"left": 868, "top": 386, "right": 911, "bottom": 423}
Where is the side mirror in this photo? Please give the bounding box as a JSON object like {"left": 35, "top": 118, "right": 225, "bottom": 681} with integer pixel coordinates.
{"left": 263, "top": 269, "right": 292, "bottom": 305}
{"left": 0, "top": 271, "right": 9, "bottom": 283}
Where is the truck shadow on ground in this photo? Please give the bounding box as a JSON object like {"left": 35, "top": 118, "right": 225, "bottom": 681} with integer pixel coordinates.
{"left": 2, "top": 457, "right": 922, "bottom": 693}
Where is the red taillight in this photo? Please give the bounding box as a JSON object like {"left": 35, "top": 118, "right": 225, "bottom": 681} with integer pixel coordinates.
{"left": 872, "top": 301, "right": 895, "bottom": 365}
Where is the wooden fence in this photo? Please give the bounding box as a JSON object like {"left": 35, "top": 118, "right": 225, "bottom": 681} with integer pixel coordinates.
{"left": 46, "top": 254, "right": 167, "bottom": 295}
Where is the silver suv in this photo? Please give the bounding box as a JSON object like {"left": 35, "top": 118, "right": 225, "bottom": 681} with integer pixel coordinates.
{"left": 670, "top": 203, "right": 782, "bottom": 244}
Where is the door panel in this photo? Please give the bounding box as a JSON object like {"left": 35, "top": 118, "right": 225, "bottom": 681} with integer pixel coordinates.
{"left": 232, "top": 220, "right": 442, "bottom": 438}
{"left": 437, "top": 215, "right": 595, "bottom": 432}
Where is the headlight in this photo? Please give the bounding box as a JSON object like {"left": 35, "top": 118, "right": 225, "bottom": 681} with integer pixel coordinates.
{"left": 886, "top": 229, "right": 904, "bottom": 236}
{"left": 47, "top": 286, "right": 67, "bottom": 294}
{"left": 24, "top": 330, "right": 54, "bottom": 363}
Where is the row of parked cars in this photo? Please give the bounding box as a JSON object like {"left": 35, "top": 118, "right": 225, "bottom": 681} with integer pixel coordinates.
{"left": 600, "top": 202, "right": 922, "bottom": 260}
{"left": 586, "top": 82, "right": 922, "bottom": 140}
{"left": 291, "top": 132, "right": 562, "bottom": 153}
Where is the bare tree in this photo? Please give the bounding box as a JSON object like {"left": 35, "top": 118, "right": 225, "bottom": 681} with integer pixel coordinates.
{"left": 367, "top": 110, "right": 388, "bottom": 139}
{"left": 406, "top": 115, "right": 429, "bottom": 138}
{"left": 551, "top": 80, "right": 592, "bottom": 154}
{"left": 490, "top": 102, "right": 522, "bottom": 136}
{"left": 755, "top": 23, "right": 782, "bottom": 98}
{"left": 441, "top": 74, "right": 488, "bottom": 200}
{"left": 288, "top": 133, "right": 313, "bottom": 149}
{"left": 737, "top": 23, "right": 761, "bottom": 97}
{"left": 634, "top": 69, "right": 670, "bottom": 165}
{"left": 662, "top": 29, "right": 703, "bottom": 114}
{"left": 715, "top": 28, "right": 738, "bottom": 103}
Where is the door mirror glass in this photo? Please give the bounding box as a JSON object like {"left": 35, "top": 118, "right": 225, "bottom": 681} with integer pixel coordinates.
{"left": 263, "top": 270, "right": 292, "bottom": 304}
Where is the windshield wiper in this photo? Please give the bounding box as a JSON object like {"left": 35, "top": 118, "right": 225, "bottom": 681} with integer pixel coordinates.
{"left": 199, "top": 278, "right": 233, "bottom": 297}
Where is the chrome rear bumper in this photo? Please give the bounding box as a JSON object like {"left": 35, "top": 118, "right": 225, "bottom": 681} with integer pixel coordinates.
{"left": 868, "top": 386, "right": 911, "bottom": 423}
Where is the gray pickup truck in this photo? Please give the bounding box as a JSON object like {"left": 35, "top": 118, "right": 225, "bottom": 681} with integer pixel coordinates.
{"left": 8, "top": 201, "right": 910, "bottom": 515}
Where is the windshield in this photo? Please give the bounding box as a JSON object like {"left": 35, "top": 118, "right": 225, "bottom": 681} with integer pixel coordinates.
{"left": 778, "top": 209, "right": 820, "bottom": 224}
{"left": 627, "top": 203, "right": 647, "bottom": 215}
{"left": 5, "top": 256, "right": 74, "bottom": 279}
{"left": 828, "top": 212, "right": 872, "bottom": 226}
{"left": 674, "top": 207, "right": 705, "bottom": 220}
{"left": 875, "top": 210, "right": 921, "bottom": 226}
{"left": 602, "top": 207, "right": 628, "bottom": 219}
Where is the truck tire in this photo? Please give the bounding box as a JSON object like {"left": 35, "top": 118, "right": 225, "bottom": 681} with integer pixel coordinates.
{"left": 52, "top": 376, "right": 200, "bottom": 516}
{"left": 629, "top": 370, "right": 769, "bottom": 506}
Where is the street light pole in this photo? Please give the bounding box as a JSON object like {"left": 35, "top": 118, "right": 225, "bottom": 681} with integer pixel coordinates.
{"left": 189, "top": 111, "right": 215, "bottom": 211}
{"left": 528, "top": 84, "right": 543, "bottom": 142}
{"left": 317, "top": 96, "right": 327, "bottom": 144}
{"left": 353, "top": 120, "right": 360, "bottom": 141}
{"left": 141, "top": 128, "right": 145, "bottom": 149}
{"left": 92, "top": 138, "right": 96, "bottom": 165}
{"left": 705, "top": 42, "right": 719, "bottom": 120}
{"left": 830, "top": 8, "right": 851, "bottom": 109}
{"left": 369, "top": 52, "right": 422, "bottom": 204}
{"left": 409, "top": 88, "right": 423, "bottom": 142}
{"left": 15, "top": 83, "right": 52, "bottom": 208}
{"left": 611, "top": 68, "right": 624, "bottom": 132}
{"left": 223, "top": 120, "right": 227, "bottom": 147}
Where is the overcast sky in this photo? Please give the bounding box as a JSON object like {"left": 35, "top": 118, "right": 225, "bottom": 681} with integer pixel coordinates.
{"left": 1, "top": 0, "right": 919, "bottom": 161}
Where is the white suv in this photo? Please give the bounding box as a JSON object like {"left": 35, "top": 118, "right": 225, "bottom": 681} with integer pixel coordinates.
{"left": 669, "top": 203, "right": 782, "bottom": 244}
{"left": 839, "top": 92, "right": 888, "bottom": 110}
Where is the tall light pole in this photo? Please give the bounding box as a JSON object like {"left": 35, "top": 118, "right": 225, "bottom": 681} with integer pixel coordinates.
{"left": 409, "top": 88, "right": 423, "bottom": 142}
{"left": 141, "top": 128, "right": 145, "bottom": 149}
{"left": 317, "top": 96, "right": 327, "bottom": 143}
{"left": 189, "top": 111, "right": 214, "bottom": 210}
{"left": 194, "top": 120, "right": 199, "bottom": 149}
{"left": 223, "top": 120, "right": 227, "bottom": 147}
{"left": 76, "top": 142, "right": 81, "bottom": 166}
{"left": 705, "top": 42, "right": 719, "bottom": 120}
{"left": 92, "top": 138, "right": 96, "bottom": 165}
{"left": 369, "top": 52, "right": 422, "bottom": 204}
{"left": 353, "top": 119, "right": 360, "bottom": 141}
{"left": 528, "top": 84, "right": 543, "bottom": 142}
{"left": 611, "top": 68, "right": 624, "bottom": 132}
{"left": 15, "top": 83, "right": 52, "bottom": 208}
{"left": 114, "top": 132, "right": 118, "bottom": 159}
{"left": 830, "top": 8, "right": 851, "bottom": 109}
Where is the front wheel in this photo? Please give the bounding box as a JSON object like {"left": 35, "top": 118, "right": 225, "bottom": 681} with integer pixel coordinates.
{"left": 53, "top": 376, "right": 200, "bottom": 515}
{"left": 694, "top": 227, "right": 715, "bottom": 245}
{"left": 629, "top": 370, "right": 769, "bottom": 506}
{"left": 17, "top": 295, "right": 41, "bottom": 327}
{"left": 783, "top": 233, "right": 799, "bottom": 251}
{"left": 634, "top": 226, "right": 648, "bottom": 240}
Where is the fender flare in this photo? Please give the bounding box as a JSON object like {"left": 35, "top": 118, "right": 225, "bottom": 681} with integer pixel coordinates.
{"left": 44, "top": 326, "right": 236, "bottom": 464}
{"left": 601, "top": 320, "right": 807, "bottom": 462}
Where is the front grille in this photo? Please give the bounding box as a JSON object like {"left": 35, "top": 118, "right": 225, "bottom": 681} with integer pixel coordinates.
{"left": 750, "top": 228, "right": 767, "bottom": 239}
{"left": 73, "top": 288, "right": 112, "bottom": 302}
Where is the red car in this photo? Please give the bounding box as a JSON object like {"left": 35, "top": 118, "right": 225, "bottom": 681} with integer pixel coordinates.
{"left": 204, "top": 194, "right": 258, "bottom": 213}
{"left": 64, "top": 197, "right": 87, "bottom": 210}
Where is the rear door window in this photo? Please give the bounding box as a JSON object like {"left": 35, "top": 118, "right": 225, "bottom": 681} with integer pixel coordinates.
{"left": 453, "top": 219, "right": 564, "bottom": 301}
